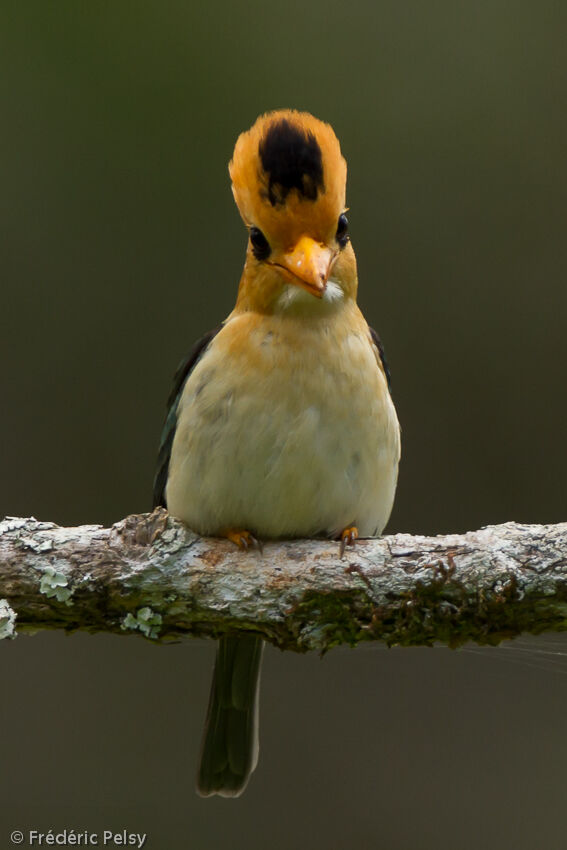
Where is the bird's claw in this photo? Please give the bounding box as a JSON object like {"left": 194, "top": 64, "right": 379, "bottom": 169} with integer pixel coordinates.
{"left": 225, "top": 529, "right": 263, "bottom": 554}
{"left": 339, "top": 525, "right": 358, "bottom": 558}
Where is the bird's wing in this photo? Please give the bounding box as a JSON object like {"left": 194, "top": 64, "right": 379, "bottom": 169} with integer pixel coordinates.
{"left": 369, "top": 325, "right": 392, "bottom": 392}
{"left": 152, "top": 325, "right": 222, "bottom": 508}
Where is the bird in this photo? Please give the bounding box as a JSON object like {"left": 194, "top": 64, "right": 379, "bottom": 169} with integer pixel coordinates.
{"left": 153, "top": 109, "right": 401, "bottom": 798}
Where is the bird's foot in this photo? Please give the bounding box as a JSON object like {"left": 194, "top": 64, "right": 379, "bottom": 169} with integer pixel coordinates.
{"left": 339, "top": 525, "right": 358, "bottom": 558}
{"left": 225, "top": 528, "right": 263, "bottom": 553}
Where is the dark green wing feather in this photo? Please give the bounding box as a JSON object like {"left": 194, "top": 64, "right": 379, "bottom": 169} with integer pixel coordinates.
{"left": 369, "top": 325, "right": 392, "bottom": 391}
{"left": 152, "top": 325, "right": 222, "bottom": 509}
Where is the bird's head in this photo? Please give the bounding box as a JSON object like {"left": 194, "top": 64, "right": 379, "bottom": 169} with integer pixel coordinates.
{"left": 229, "top": 110, "right": 357, "bottom": 314}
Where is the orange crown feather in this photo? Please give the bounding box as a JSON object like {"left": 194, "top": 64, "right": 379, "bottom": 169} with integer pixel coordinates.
{"left": 229, "top": 109, "right": 347, "bottom": 249}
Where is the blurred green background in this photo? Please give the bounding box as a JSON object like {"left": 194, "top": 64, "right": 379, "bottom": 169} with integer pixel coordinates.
{"left": 2, "top": 2, "right": 566, "bottom": 848}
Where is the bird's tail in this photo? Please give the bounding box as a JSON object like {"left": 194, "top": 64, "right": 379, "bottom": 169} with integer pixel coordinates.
{"left": 197, "top": 635, "right": 264, "bottom": 797}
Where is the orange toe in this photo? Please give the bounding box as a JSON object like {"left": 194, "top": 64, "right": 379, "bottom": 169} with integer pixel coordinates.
{"left": 339, "top": 525, "right": 358, "bottom": 558}
{"left": 224, "top": 528, "right": 263, "bottom": 553}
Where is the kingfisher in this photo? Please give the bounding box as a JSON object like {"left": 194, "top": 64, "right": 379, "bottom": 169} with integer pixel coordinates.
{"left": 153, "top": 109, "right": 401, "bottom": 797}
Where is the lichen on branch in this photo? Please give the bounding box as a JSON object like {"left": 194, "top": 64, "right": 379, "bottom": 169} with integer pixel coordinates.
{"left": 0, "top": 511, "right": 566, "bottom": 651}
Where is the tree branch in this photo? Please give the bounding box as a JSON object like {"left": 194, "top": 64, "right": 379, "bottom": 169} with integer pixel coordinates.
{"left": 1, "top": 511, "right": 566, "bottom": 651}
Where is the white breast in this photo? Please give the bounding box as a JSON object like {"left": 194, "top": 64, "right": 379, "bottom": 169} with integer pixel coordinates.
{"left": 166, "top": 311, "right": 400, "bottom": 540}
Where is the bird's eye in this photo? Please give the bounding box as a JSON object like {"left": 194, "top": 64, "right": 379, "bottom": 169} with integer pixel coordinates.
{"left": 336, "top": 213, "right": 349, "bottom": 248}
{"left": 249, "top": 227, "right": 271, "bottom": 261}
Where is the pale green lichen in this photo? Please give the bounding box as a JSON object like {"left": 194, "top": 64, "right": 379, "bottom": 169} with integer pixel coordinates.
{"left": 0, "top": 599, "right": 17, "bottom": 639}
{"left": 39, "top": 566, "right": 73, "bottom": 605}
{"left": 121, "top": 607, "right": 163, "bottom": 639}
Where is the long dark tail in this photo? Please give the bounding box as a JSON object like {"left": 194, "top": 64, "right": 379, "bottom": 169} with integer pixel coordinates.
{"left": 197, "top": 635, "right": 264, "bottom": 797}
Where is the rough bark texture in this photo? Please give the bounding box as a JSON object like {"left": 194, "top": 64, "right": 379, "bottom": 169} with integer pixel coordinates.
{"left": 1, "top": 511, "right": 566, "bottom": 651}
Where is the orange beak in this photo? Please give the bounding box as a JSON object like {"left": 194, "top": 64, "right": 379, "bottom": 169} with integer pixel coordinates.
{"left": 273, "top": 236, "right": 335, "bottom": 298}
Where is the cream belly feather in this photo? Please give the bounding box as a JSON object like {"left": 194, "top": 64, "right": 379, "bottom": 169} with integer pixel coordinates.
{"left": 166, "top": 305, "right": 400, "bottom": 540}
